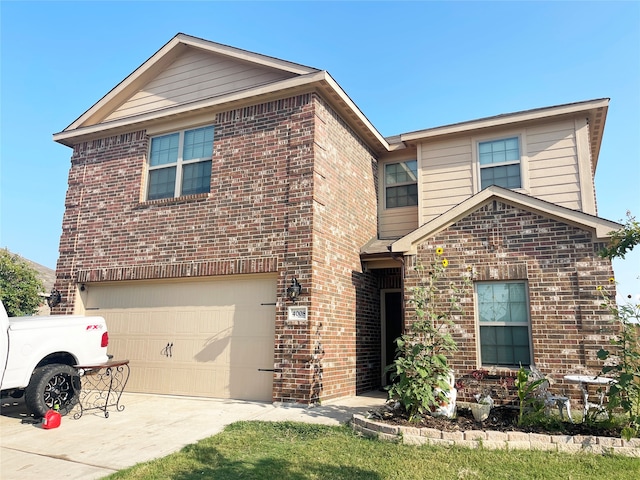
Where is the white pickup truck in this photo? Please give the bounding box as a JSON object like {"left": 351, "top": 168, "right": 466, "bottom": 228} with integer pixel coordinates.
{"left": 0, "top": 301, "right": 109, "bottom": 417}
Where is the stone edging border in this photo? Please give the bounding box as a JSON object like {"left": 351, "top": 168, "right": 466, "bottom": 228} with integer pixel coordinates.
{"left": 351, "top": 414, "right": 640, "bottom": 457}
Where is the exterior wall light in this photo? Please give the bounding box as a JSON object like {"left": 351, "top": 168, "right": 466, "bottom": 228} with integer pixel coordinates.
{"left": 47, "top": 289, "right": 62, "bottom": 308}
{"left": 287, "top": 278, "right": 302, "bottom": 302}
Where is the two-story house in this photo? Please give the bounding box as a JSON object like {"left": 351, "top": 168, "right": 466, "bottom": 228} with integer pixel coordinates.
{"left": 52, "top": 33, "right": 620, "bottom": 405}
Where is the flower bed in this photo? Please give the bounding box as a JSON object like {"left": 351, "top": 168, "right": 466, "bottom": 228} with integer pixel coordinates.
{"left": 351, "top": 413, "right": 640, "bottom": 457}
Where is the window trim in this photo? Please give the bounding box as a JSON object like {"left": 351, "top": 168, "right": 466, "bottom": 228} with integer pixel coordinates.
{"left": 471, "top": 131, "right": 529, "bottom": 194}
{"left": 383, "top": 159, "right": 419, "bottom": 209}
{"left": 145, "top": 124, "right": 214, "bottom": 201}
{"left": 474, "top": 280, "right": 533, "bottom": 368}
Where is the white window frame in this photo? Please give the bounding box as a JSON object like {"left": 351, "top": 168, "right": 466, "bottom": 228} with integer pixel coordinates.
{"left": 472, "top": 131, "right": 529, "bottom": 194}
{"left": 474, "top": 280, "right": 533, "bottom": 367}
{"left": 383, "top": 159, "right": 418, "bottom": 209}
{"left": 146, "top": 125, "right": 214, "bottom": 201}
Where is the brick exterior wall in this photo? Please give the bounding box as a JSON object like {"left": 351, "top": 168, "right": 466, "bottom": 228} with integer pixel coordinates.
{"left": 305, "top": 97, "right": 379, "bottom": 400}
{"left": 53, "top": 93, "right": 380, "bottom": 404}
{"left": 404, "top": 200, "right": 617, "bottom": 403}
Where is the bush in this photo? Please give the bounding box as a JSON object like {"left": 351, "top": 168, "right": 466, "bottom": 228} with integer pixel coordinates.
{"left": 0, "top": 249, "right": 44, "bottom": 316}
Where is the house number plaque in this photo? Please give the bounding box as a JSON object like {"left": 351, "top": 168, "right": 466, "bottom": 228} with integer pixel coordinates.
{"left": 287, "top": 306, "right": 308, "bottom": 322}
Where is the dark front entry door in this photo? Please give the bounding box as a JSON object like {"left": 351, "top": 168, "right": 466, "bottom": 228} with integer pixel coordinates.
{"left": 383, "top": 290, "right": 403, "bottom": 385}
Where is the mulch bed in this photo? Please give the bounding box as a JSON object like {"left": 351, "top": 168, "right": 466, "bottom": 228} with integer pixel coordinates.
{"left": 373, "top": 404, "right": 623, "bottom": 438}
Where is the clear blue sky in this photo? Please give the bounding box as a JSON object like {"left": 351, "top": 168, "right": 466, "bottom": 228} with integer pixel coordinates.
{"left": 1, "top": 1, "right": 639, "bottom": 300}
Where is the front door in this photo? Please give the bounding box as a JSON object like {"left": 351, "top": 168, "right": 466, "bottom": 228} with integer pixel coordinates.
{"left": 382, "top": 290, "right": 403, "bottom": 386}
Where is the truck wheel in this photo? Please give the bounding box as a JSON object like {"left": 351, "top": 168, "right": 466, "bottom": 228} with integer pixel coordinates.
{"left": 25, "top": 364, "right": 81, "bottom": 417}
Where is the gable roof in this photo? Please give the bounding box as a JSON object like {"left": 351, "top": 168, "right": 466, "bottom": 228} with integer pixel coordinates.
{"left": 53, "top": 33, "right": 389, "bottom": 153}
{"left": 400, "top": 98, "right": 609, "bottom": 173}
{"left": 391, "top": 185, "right": 621, "bottom": 255}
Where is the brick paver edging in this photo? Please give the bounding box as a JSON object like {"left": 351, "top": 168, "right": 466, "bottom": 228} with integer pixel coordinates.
{"left": 351, "top": 414, "right": 640, "bottom": 457}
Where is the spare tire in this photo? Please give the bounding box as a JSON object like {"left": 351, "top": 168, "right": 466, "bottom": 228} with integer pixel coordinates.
{"left": 25, "top": 364, "right": 81, "bottom": 417}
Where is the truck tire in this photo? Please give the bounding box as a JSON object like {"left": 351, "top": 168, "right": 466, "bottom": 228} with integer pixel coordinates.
{"left": 25, "top": 364, "right": 81, "bottom": 417}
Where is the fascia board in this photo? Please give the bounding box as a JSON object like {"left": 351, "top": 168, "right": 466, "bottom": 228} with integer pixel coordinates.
{"left": 62, "top": 33, "right": 319, "bottom": 133}
{"left": 400, "top": 98, "right": 610, "bottom": 142}
{"left": 178, "top": 34, "right": 318, "bottom": 75}
{"left": 53, "top": 71, "right": 391, "bottom": 155}
{"left": 53, "top": 72, "right": 326, "bottom": 145}
{"left": 64, "top": 36, "right": 187, "bottom": 132}
{"left": 320, "top": 72, "right": 389, "bottom": 150}
{"left": 391, "top": 189, "right": 495, "bottom": 254}
{"left": 391, "top": 186, "right": 621, "bottom": 255}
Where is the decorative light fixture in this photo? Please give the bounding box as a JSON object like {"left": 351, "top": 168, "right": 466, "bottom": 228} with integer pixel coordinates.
{"left": 286, "top": 278, "right": 302, "bottom": 302}
{"left": 46, "top": 289, "right": 62, "bottom": 308}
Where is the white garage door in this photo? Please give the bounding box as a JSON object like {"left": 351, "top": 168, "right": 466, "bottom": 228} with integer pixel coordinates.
{"left": 84, "top": 275, "right": 277, "bottom": 402}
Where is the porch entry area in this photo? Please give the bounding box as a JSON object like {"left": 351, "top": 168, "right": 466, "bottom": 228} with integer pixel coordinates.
{"left": 381, "top": 289, "right": 403, "bottom": 386}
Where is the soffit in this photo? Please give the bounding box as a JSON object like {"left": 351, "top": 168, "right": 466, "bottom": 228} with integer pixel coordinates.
{"left": 360, "top": 237, "right": 395, "bottom": 256}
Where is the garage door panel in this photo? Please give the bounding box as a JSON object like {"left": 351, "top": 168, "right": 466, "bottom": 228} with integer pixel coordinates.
{"left": 107, "top": 337, "right": 151, "bottom": 363}
{"left": 104, "top": 311, "right": 150, "bottom": 334}
{"left": 230, "top": 367, "right": 273, "bottom": 401}
{"left": 194, "top": 310, "right": 227, "bottom": 335}
{"left": 129, "top": 366, "right": 167, "bottom": 394}
{"left": 128, "top": 312, "right": 152, "bottom": 334}
{"left": 231, "top": 338, "right": 274, "bottom": 367}
{"left": 86, "top": 275, "right": 276, "bottom": 401}
{"left": 234, "top": 315, "right": 273, "bottom": 336}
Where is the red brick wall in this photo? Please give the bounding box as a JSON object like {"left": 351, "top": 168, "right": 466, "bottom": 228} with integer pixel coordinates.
{"left": 405, "top": 200, "right": 617, "bottom": 403}
{"left": 53, "top": 93, "right": 379, "bottom": 404}
{"left": 305, "top": 97, "right": 379, "bottom": 401}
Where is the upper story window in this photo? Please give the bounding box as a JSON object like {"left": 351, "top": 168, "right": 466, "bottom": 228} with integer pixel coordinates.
{"left": 476, "top": 281, "right": 532, "bottom": 367}
{"left": 385, "top": 160, "right": 418, "bottom": 208}
{"left": 147, "top": 125, "right": 214, "bottom": 200}
{"left": 478, "top": 137, "right": 521, "bottom": 190}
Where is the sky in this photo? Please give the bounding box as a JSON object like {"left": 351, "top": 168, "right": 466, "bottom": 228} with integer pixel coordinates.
{"left": 1, "top": 0, "right": 639, "bottom": 301}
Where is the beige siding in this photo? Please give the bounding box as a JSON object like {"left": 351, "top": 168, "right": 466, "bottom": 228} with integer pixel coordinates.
{"left": 411, "top": 118, "right": 587, "bottom": 224}
{"left": 106, "top": 47, "right": 295, "bottom": 121}
{"left": 419, "top": 137, "right": 473, "bottom": 223}
{"left": 379, "top": 206, "right": 418, "bottom": 238}
{"left": 526, "top": 120, "right": 582, "bottom": 210}
{"left": 378, "top": 155, "right": 419, "bottom": 238}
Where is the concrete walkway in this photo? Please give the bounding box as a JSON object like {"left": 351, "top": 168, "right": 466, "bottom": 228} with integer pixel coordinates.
{"left": 0, "top": 391, "right": 386, "bottom": 479}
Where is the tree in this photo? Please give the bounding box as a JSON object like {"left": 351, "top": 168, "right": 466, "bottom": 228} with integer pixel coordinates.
{"left": 600, "top": 211, "right": 640, "bottom": 260}
{"left": 0, "top": 249, "right": 44, "bottom": 316}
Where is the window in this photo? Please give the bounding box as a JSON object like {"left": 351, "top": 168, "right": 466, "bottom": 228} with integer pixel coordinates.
{"left": 147, "top": 125, "right": 214, "bottom": 200}
{"left": 476, "top": 281, "right": 531, "bottom": 366}
{"left": 385, "top": 160, "right": 418, "bottom": 208}
{"left": 478, "top": 137, "right": 521, "bottom": 190}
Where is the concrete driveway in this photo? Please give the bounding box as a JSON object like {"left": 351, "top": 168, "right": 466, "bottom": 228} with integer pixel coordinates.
{"left": 0, "top": 391, "right": 386, "bottom": 479}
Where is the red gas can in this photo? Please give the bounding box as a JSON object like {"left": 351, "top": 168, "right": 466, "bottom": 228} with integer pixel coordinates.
{"left": 42, "top": 409, "right": 61, "bottom": 429}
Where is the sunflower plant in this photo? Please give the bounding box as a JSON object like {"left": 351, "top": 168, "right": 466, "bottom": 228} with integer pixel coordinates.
{"left": 596, "top": 280, "right": 640, "bottom": 439}
{"left": 386, "top": 247, "right": 470, "bottom": 421}
{"left": 597, "top": 212, "right": 640, "bottom": 439}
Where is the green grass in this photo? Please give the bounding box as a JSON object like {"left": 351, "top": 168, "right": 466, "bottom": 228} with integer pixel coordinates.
{"left": 105, "top": 421, "right": 639, "bottom": 480}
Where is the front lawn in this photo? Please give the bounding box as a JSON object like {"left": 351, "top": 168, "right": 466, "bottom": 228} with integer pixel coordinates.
{"left": 106, "top": 421, "right": 639, "bottom": 480}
